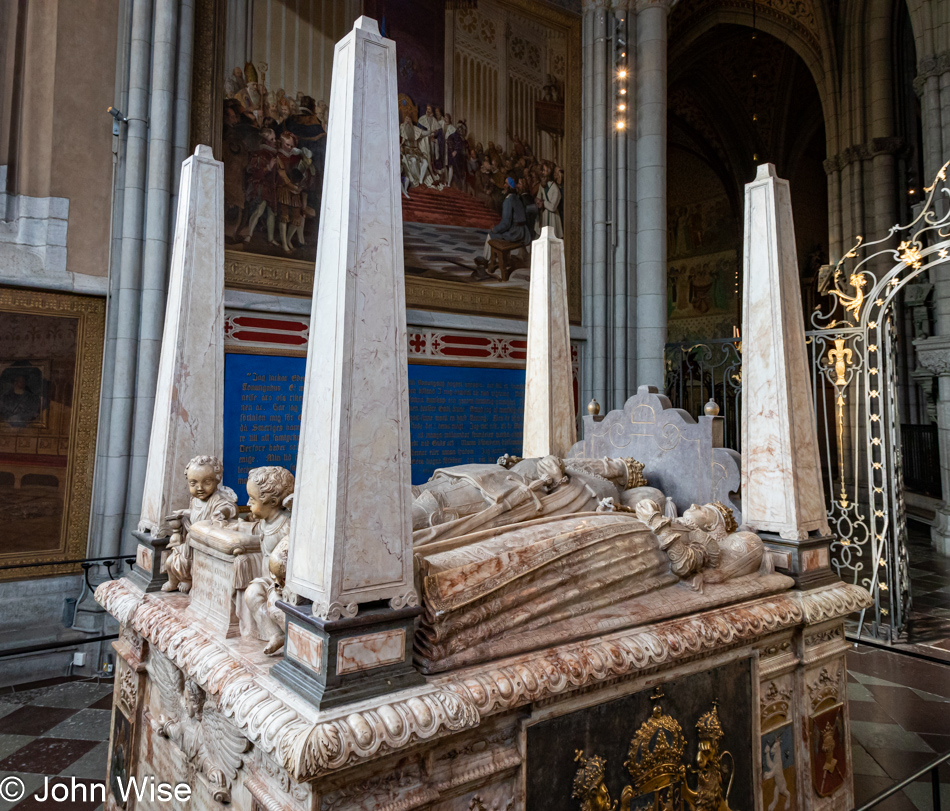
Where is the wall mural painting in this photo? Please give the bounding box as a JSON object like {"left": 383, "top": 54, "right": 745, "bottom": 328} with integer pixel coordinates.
{"left": 221, "top": 0, "right": 580, "bottom": 319}
{"left": 666, "top": 192, "right": 740, "bottom": 343}
{"left": 0, "top": 290, "right": 104, "bottom": 577}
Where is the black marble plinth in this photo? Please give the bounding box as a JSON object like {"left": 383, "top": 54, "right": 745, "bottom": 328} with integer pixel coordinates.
{"left": 125, "top": 530, "right": 170, "bottom": 593}
{"left": 525, "top": 657, "right": 755, "bottom": 811}
{"left": 270, "top": 601, "right": 425, "bottom": 710}
{"left": 761, "top": 531, "right": 839, "bottom": 589}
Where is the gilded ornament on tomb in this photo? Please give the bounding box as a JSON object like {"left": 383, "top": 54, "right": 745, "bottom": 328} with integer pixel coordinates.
{"left": 571, "top": 690, "right": 738, "bottom": 811}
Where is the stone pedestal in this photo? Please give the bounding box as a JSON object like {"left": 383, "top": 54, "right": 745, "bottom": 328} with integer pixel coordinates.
{"left": 522, "top": 226, "right": 575, "bottom": 458}
{"left": 126, "top": 531, "right": 170, "bottom": 593}
{"left": 741, "top": 164, "right": 833, "bottom": 582}
{"left": 272, "top": 602, "right": 423, "bottom": 709}
{"left": 184, "top": 521, "right": 262, "bottom": 638}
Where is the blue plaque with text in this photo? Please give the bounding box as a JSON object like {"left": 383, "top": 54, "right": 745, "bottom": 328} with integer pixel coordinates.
{"left": 223, "top": 353, "right": 526, "bottom": 499}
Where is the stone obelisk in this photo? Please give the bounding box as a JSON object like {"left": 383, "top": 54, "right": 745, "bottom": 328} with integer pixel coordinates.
{"left": 741, "top": 163, "right": 833, "bottom": 586}
{"left": 275, "top": 17, "right": 423, "bottom": 707}
{"left": 522, "top": 226, "right": 575, "bottom": 458}
{"left": 129, "top": 145, "right": 225, "bottom": 591}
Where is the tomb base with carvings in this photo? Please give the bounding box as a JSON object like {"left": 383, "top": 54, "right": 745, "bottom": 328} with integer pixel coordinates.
{"left": 96, "top": 574, "right": 869, "bottom": 811}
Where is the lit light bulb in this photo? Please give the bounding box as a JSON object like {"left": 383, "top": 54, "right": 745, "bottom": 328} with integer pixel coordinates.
{"left": 618, "top": 69, "right": 627, "bottom": 79}
{"left": 616, "top": 121, "right": 625, "bottom": 130}
{"left": 618, "top": 103, "right": 626, "bottom": 111}
{"left": 620, "top": 88, "right": 627, "bottom": 95}
{"left": 621, "top": 52, "right": 626, "bottom": 58}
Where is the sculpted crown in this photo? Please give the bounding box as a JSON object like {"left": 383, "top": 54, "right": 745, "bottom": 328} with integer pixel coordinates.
{"left": 696, "top": 701, "right": 724, "bottom": 746}
{"left": 625, "top": 698, "right": 687, "bottom": 793}
{"left": 711, "top": 501, "right": 738, "bottom": 533}
{"left": 572, "top": 749, "right": 607, "bottom": 800}
{"left": 622, "top": 457, "right": 648, "bottom": 489}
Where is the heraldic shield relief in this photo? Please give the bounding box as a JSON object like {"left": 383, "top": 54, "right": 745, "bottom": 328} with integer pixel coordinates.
{"left": 810, "top": 704, "right": 846, "bottom": 797}
{"left": 525, "top": 659, "right": 754, "bottom": 811}
{"left": 759, "top": 678, "right": 797, "bottom": 811}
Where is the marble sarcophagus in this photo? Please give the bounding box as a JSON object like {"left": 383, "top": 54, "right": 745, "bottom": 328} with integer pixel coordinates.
{"left": 96, "top": 16, "right": 870, "bottom": 811}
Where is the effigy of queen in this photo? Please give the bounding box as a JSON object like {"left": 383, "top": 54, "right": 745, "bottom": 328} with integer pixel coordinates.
{"left": 96, "top": 17, "right": 869, "bottom": 811}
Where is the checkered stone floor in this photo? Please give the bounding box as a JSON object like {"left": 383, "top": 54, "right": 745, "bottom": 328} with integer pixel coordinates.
{"left": 403, "top": 222, "right": 530, "bottom": 290}
{"left": 847, "top": 645, "right": 950, "bottom": 810}
{"left": 0, "top": 678, "right": 113, "bottom": 811}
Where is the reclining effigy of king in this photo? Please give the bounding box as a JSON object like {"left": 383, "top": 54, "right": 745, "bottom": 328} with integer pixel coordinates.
{"left": 96, "top": 17, "right": 870, "bottom": 811}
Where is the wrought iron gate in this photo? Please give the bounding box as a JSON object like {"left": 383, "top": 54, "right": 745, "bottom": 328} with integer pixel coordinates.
{"left": 665, "top": 161, "right": 950, "bottom": 640}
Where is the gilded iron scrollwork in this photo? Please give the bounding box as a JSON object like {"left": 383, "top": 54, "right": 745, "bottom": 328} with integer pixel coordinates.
{"left": 572, "top": 689, "right": 737, "bottom": 811}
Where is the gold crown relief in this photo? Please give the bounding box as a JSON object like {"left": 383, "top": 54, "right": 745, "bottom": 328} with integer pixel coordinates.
{"left": 696, "top": 701, "right": 724, "bottom": 746}
{"left": 624, "top": 691, "right": 687, "bottom": 793}
{"left": 572, "top": 749, "right": 607, "bottom": 799}
{"left": 711, "top": 501, "right": 738, "bottom": 533}
{"left": 622, "top": 458, "right": 648, "bottom": 489}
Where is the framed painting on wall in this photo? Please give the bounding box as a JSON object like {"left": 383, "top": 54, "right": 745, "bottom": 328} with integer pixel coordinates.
{"left": 196, "top": 0, "right": 581, "bottom": 320}
{"left": 0, "top": 289, "right": 105, "bottom": 579}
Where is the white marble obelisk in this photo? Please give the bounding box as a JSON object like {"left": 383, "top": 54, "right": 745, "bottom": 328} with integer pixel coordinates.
{"left": 741, "top": 164, "right": 829, "bottom": 540}
{"left": 522, "top": 226, "right": 576, "bottom": 458}
{"left": 138, "top": 145, "right": 225, "bottom": 538}
{"left": 286, "top": 17, "right": 416, "bottom": 620}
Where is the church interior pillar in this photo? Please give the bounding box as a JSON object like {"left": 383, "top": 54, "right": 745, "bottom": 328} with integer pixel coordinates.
{"left": 634, "top": 0, "right": 671, "bottom": 389}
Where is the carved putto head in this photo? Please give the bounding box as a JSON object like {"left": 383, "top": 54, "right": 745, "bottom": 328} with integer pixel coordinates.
{"left": 572, "top": 750, "right": 612, "bottom": 811}
{"left": 246, "top": 466, "right": 295, "bottom": 521}
{"left": 184, "top": 455, "right": 224, "bottom": 502}
{"left": 182, "top": 679, "right": 204, "bottom": 719}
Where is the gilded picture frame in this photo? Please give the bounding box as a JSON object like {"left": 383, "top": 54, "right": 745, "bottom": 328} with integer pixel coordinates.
{"left": 192, "top": 0, "right": 581, "bottom": 321}
{"left": 0, "top": 288, "right": 105, "bottom": 580}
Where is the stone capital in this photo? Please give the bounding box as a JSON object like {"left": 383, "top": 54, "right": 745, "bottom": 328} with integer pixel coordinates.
{"left": 916, "top": 50, "right": 950, "bottom": 87}
{"left": 633, "top": 0, "right": 677, "bottom": 12}
{"left": 914, "top": 335, "right": 950, "bottom": 376}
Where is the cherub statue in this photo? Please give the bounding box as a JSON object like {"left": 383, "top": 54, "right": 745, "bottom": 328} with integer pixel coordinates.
{"left": 146, "top": 651, "right": 249, "bottom": 803}
{"left": 243, "top": 466, "right": 295, "bottom": 655}
{"left": 163, "top": 455, "right": 238, "bottom": 594}
{"left": 636, "top": 499, "right": 771, "bottom": 591}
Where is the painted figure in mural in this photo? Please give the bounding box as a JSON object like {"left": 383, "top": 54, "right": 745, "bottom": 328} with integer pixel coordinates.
{"left": 411, "top": 454, "right": 659, "bottom": 545}
{"left": 417, "top": 104, "right": 443, "bottom": 180}
{"left": 0, "top": 369, "right": 42, "bottom": 427}
{"left": 283, "top": 94, "right": 327, "bottom": 224}
{"left": 535, "top": 159, "right": 563, "bottom": 238}
{"left": 473, "top": 177, "right": 531, "bottom": 275}
{"left": 274, "top": 131, "right": 316, "bottom": 253}
{"left": 243, "top": 466, "right": 295, "bottom": 655}
{"left": 241, "top": 127, "right": 279, "bottom": 246}
{"left": 445, "top": 113, "right": 468, "bottom": 189}
{"left": 400, "top": 114, "right": 431, "bottom": 191}
{"left": 163, "top": 456, "right": 239, "bottom": 594}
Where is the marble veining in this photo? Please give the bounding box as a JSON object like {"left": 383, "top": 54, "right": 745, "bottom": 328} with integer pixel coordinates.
{"left": 741, "top": 164, "right": 830, "bottom": 540}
